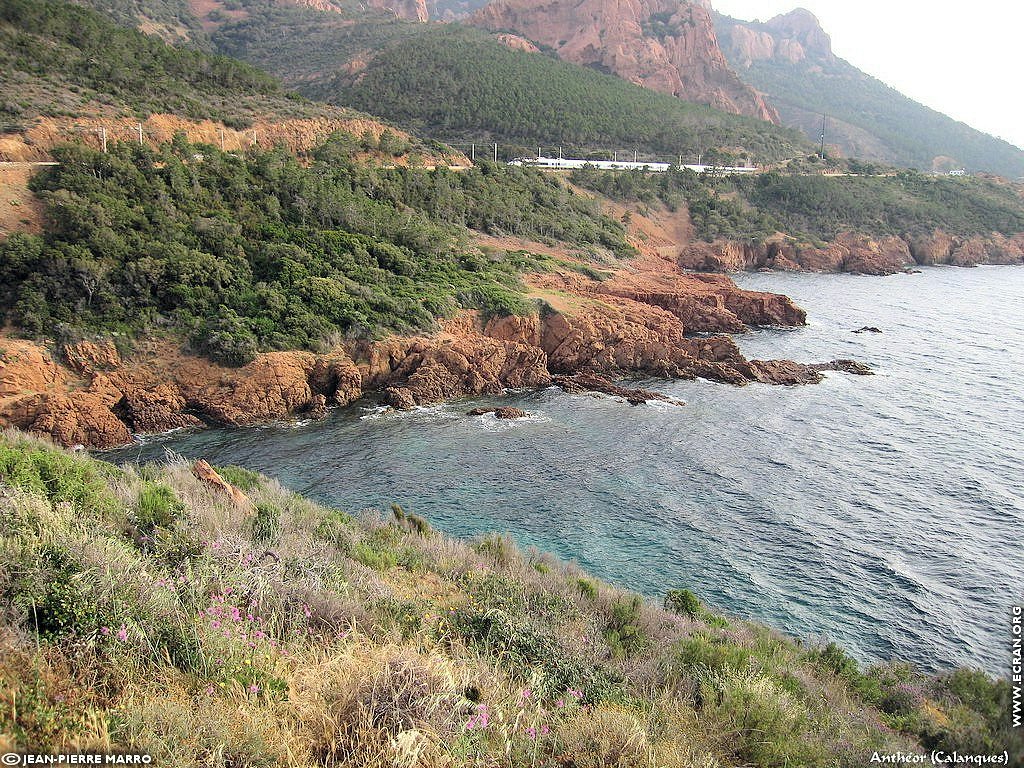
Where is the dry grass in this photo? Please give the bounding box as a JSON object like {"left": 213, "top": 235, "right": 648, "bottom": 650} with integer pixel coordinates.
{"left": 1, "top": 431, "right": 1012, "bottom": 766}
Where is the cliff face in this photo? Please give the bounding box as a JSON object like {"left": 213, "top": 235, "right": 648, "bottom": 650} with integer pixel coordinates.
{"left": 720, "top": 8, "right": 834, "bottom": 68}
{"left": 365, "top": 0, "right": 430, "bottom": 22}
{"left": 470, "top": 0, "right": 778, "bottom": 122}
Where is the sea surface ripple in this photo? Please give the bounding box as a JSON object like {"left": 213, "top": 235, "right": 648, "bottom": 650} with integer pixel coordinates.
{"left": 105, "top": 266, "right": 1024, "bottom": 674}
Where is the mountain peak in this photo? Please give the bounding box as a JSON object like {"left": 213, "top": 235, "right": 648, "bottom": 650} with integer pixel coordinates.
{"left": 764, "top": 8, "right": 833, "bottom": 60}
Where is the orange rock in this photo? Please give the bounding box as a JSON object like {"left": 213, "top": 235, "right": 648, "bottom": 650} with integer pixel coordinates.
{"left": 9, "top": 391, "right": 133, "bottom": 449}
{"left": 0, "top": 341, "right": 67, "bottom": 399}
{"left": 60, "top": 340, "right": 121, "bottom": 375}
{"left": 192, "top": 459, "right": 250, "bottom": 507}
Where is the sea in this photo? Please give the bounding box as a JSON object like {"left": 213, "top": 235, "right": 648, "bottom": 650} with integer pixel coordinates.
{"left": 103, "top": 266, "right": 1024, "bottom": 676}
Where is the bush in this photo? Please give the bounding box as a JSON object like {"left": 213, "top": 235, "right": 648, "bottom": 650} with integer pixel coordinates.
{"left": 677, "top": 633, "right": 751, "bottom": 674}
{"left": 697, "top": 666, "right": 819, "bottom": 766}
{"left": 251, "top": 502, "right": 282, "bottom": 546}
{"left": 603, "top": 595, "right": 645, "bottom": 659}
{"left": 353, "top": 541, "right": 398, "bottom": 571}
{"left": 137, "top": 483, "right": 185, "bottom": 530}
{"left": 0, "top": 440, "right": 118, "bottom": 517}
{"left": 576, "top": 578, "right": 597, "bottom": 600}
{"left": 664, "top": 588, "right": 702, "bottom": 618}
{"left": 215, "top": 465, "right": 263, "bottom": 491}
{"left": 18, "top": 547, "right": 97, "bottom": 638}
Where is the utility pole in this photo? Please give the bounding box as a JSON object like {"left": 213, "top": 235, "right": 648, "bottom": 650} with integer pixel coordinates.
{"left": 558, "top": 146, "right": 562, "bottom": 159}
{"left": 72, "top": 125, "right": 106, "bottom": 153}
{"left": 137, "top": 123, "right": 144, "bottom": 146}
{"left": 633, "top": 149, "right": 637, "bottom": 163}
{"left": 471, "top": 143, "right": 475, "bottom": 161}
{"left": 493, "top": 142, "right": 497, "bottom": 162}
{"left": 613, "top": 150, "right": 617, "bottom": 162}
{"left": 820, "top": 113, "right": 827, "bottom": 159}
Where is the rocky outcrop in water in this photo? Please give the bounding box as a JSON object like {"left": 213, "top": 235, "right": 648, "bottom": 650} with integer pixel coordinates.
{"left": 552, "top": 373, "right": 684, "bottom": 405}
{"left": 467, "top": 406, "right": 529, "bottom": 418}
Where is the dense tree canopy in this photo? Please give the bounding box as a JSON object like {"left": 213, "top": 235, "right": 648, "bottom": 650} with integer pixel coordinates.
{"left": 571, "top": 165, "right": 1024, "bottom": 243}
{"left": 0, "top": 136, "right": 629, "bottom": 364}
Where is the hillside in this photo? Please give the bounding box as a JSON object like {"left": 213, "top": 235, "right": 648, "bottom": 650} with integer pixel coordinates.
{"left": 214, "top": 14, "right": 811, "bottom": 162}
{"left": 570, "top": 165, "right": 1024, "bottom": 273}
{"left": 469, "top": 0, "right": 777, "bottom": 122}
{"left": 1, "top": 432, "right": 1019, "bottom": 765}
{"left": 0, "top": 0, "right": 280, "bottom": 126}
{"left": 714, "top": 9, "right": 1024, "bottom": 178}
{"left": 0, "top": 0, "right": 430, "bottom": 165}
{"left": 0, "top": 136, "right": 630, "bottom": 360}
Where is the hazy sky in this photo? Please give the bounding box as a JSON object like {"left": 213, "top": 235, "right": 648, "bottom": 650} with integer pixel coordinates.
{"left": 711, "top": 0, "right": 1024, "bottom": 150}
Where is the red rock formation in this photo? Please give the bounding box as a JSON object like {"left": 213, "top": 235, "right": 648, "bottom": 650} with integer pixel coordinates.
{"left": 719, "top": 7, "right": 835, "bottom": 68}
{"left": 678, "top": 228, "right": 1024, "bottom": 276}
{"left": 493, "top": 33, "right": 539, "bottom": 53}
{"left": 192, "top": 459, "right": 250, "bottom": 507}
{"left": 60, "top": 340, "right": 121, "bottom": 375}
{"left": 0, "top": 229, "right": 861, "bottom": 448}
{"left": 470, "top": 0, "right": 778, "bottom": 122}
{"left": 366, "top": 0, "right": 429, "bottom": 21}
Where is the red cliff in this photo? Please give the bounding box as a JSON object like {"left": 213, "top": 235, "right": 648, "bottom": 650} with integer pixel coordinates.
{"left": 470, "top": 0, "right": 778, "bottom": 122}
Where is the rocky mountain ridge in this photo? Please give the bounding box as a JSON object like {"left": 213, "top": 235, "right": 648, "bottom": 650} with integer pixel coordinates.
{"left": 470, "top": 0, "right": 778, "bottom": 122}
{"left": 714, "top": 8, "right": 1024, "bottom": 176}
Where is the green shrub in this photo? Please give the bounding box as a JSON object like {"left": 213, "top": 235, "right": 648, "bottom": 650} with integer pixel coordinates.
{"left": 440, "top": 605, "right": 616, "bottom": 699}
{"left": 677, "top": 633, "right": 751, "bottom": 674}
{"left": 353, "top": 541, "right": 398, "bottom": 571}
{"left": 251, "top": 502, "right": 282, "bottom": 546}
{"left": 475, "top": 534, "right": 514, "bottom": 565}
{"left": 698, "top": 666, "right": 820, "bottom": 766}
{"left": 215, "top": 465, "right": 263, "bottom": 491}
{"left": 17, "top": 547, "right": 97, "bottom": 638}
{"left": 664, "top": 588, "right": 702, "bottom": 618}
{"left": 405, "top": 513, "right": 430, "bottom": 536}
{"left": 0, "top": 440, "right": 118, "bottom": 517}
{"left": 137, "top": 483, "right": 184, "bottom": 530}
{"left": 576, "top": 578, "right": 597, "bottom": 600}
{"left": 604, "top": 595, "right": 645, "bottom": 659}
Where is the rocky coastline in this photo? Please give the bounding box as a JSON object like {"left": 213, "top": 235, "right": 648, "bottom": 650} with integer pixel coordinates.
{"left": 679, "top": 229, "right": 1024, "bottom": 275}
{"left": 0, "top": 263, "right": 865, "bottom": 450}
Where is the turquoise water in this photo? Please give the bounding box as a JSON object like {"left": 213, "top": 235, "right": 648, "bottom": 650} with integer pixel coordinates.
{"left": 105, "top": 266, "right": 1024, "bottom": 675}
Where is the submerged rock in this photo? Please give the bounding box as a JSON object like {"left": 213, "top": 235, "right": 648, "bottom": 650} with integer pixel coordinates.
{"left": 552, "top": 373, "right": 684, "bottom": 406}
{"left": 467, "top": 406, "right": 529, "bottom": 419}
{"left": 811, "top": 359, "right": 874, "bottom": 376}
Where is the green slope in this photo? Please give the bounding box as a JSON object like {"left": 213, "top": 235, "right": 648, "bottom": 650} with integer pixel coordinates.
{"left": 0, "top": 0, "right": 328, "bottom": 127}
{"left": 715, "top": 13, "right": 1024, "bottom": 178}
{"left": 213, "top": 14, "right": 813, "bottom": 163}
{"left": 0, "top": 137, "right": 629, "bottom": 362}
{"left": 571, "top": 164, "right": 1024, "bottom": 243}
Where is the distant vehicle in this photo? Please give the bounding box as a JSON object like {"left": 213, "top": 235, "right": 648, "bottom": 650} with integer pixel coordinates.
{"left": 509, "top": 156, "right": 757, "bottom": 175}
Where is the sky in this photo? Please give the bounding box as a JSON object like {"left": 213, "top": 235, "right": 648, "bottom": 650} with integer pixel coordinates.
{"left": 710, "top": 0, "right": 1024, "bottom": 150}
